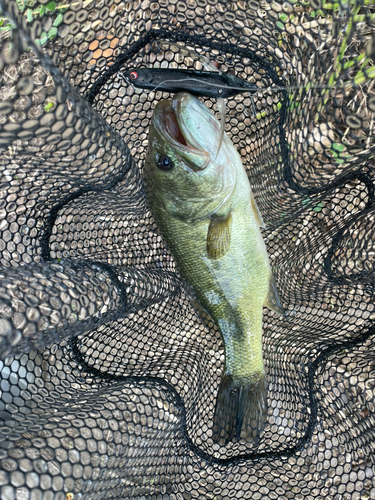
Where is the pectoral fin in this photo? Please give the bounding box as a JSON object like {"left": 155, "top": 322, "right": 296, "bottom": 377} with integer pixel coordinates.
{"left": 264, "top": 275, "right": 285, "bottom": 315}
{"left": 207, "top": 213, "right": 232, "bottom": 259}
{"left": 250, "top": 189, "right": 265, "bottom": 228}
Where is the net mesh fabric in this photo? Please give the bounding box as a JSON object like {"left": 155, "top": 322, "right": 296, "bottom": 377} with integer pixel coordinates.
{"left": 0, "top": 0, "right": 374, "bottom": 498}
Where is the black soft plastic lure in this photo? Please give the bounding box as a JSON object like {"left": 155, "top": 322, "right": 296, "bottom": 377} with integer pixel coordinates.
{"left": 123, "top": 67, "right": 258, "bottom": 98}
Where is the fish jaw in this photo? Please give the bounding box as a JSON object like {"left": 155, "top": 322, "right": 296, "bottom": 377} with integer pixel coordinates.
{"left": 151, "top": 99, "right": 210, "bottom": 171}
{"left": 172, "top": 92, "right": 223, "bottom": 159}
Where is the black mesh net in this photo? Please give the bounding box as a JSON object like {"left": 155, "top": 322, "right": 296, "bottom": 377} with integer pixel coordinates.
{"left": 0, "top": 0, "right": 374, "bottom": 498}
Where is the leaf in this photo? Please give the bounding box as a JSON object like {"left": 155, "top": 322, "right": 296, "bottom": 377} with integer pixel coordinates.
{"left": 53, "top": 13, "right": 63, "bottom": 26}
{"left": 313, "top": 203, "right": 324, "bottom": 212}
{"left": 37, "top": 31, "right": 48, "bottom": 45}
{"left": 332, "top": 142, "right": 345, "bottom": 152}
{"left": 0, "top": 22, "right": 16, "bottom": 31}
{"left": 302, "top": 197, "right": 311, "bottom": 207}
{"left": 16, "top": 0, "right": 25, "bottom": 12}
{"left": 48, "top": 26, "right": 57, "bottom": 39}
{"left": 44, "top": 102, "right": 54, "bottom": 112}
{"left": 26, "top": 8, "right": 33, "bottom": 22}
{"left": 34, "top": 5, "right": 45, "bottom": 17}
{"left": 45, "top": 1, "right": 56, "bottom": 12}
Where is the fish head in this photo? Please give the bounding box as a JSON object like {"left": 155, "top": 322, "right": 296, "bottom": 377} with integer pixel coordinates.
{"left": 145, "top": 92, "right": 237, "bottom": 222}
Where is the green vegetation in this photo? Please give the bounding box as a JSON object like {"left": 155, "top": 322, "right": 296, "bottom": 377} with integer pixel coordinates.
{"left": 276, "top": 0, "right": 375, "bottom": 108}
{"left": 330, "top": 142, "right": 351, "bottom": 164}
{"left": 0, "top": 0, "right": 72, "bottom": 45}
{"left": 44, "top": 101, "right": 55, "bottom": 112}
{"left": 255, "top": 101, "right": 283, "bottom": 121}
{"left": 302, "top": 197, "right": 325, "bottom": 212}
{"left": 27, "top": 2, "right": 64, "bottom": 44}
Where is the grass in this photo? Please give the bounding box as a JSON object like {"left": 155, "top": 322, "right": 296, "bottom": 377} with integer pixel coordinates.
{"left": 271, "top": 0, "right": 375, "bottom": 173}
{"left": 0, "top": 0, "right": 90, "bottom": 45}
{"left": 275, "top": 0, "right": 375, "bottom": 106}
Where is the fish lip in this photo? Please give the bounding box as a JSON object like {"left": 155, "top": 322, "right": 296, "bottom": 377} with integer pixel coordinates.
{"left": 172, "top": 92, "right": 221, "bottom": 147}
{"left": 153, "top": 97, "right": 210, "bottom": 172}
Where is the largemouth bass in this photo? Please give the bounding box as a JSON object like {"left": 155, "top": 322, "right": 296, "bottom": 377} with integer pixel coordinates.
{"left": 144, "top": 92, "right": 284, "bottom": 443}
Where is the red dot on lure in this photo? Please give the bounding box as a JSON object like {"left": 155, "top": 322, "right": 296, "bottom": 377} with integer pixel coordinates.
{"left": 129, "top": 71, "right": 138, "bottom": 80}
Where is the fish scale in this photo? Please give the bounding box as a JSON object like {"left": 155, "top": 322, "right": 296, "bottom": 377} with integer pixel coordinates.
{"left": 144, "top": 92, "right": 284, "bottom": 443}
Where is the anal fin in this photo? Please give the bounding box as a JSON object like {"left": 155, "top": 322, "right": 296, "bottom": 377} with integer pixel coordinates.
{"left": 264, "top": 275, "right": 285, "bottom": 315}
{"left": 207, "top": 212, "right": 232, "bottom": 259}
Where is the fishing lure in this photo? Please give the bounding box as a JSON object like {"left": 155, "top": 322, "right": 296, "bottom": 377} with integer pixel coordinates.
{"left": 122, "top": 67, "right": 259, "bottom": 99}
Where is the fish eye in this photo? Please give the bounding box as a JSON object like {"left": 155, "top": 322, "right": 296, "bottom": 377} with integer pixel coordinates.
{"left": 129, "top": 71, "right": 138, "bottom": 80}
{"left": 156, "top": 155, "right": 174, "bottom": 171}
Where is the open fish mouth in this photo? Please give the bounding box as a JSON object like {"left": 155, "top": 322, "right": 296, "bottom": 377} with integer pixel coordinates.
{"left": 164, "top": 104, "right": 188, "bottom": 147}
{"left": 172, "top": 92, "right": 221, "bottom": 150}
{"left": 153, "top": 93, "right": 211, "bottom": 171}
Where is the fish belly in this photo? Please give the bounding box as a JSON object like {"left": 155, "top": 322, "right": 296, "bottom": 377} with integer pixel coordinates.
{"left": 154, "top": 200, "right": 271, "bottom": 442}
{"left": 156, "top": 201, "right": 270, "bottom": 367}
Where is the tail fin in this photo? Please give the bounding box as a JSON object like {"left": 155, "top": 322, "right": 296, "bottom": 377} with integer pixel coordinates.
{"left": 212, "top": 374, "right": 268, "bottom": 444}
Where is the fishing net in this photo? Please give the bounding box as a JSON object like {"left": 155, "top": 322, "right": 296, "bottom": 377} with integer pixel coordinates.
{"left": 0, "top": 0, "right": 374, "bottom": 498}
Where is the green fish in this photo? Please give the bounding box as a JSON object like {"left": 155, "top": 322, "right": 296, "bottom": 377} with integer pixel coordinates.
{"left": 144, "top": 92, "right": 284, "bottom": 443}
